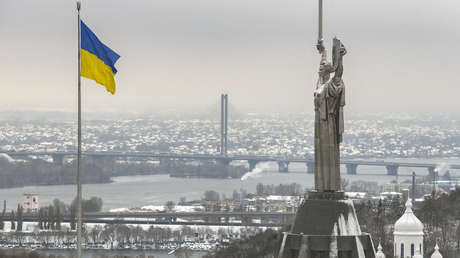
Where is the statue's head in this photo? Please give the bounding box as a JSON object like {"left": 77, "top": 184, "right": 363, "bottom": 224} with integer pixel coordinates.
{"left": 319, "top": 60, "right": 334, "bottom": 81}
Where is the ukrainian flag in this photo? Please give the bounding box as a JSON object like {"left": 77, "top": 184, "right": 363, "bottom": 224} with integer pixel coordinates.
{"left": 80, "top": 20, "right": 120, "bottom": 94}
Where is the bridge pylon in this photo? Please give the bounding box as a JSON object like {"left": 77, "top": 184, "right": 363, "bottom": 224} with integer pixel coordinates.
{"left": 427, "top": 166, "right": 436, "bottom": 180}
{"left": 306, "top": 161, "right": 315, "bottom": 174}
{"left": 278, "top": 161, "right": 290, "bottom": 173}
{"left": 248, "top": 160, "right": 259, "bottom": 171}
{"left": 217, "top": 158, "right": 231, "bottom": 166}
{"left": 159, "top": 157, "right": 170, "bottom": 166}
{"left": 220, "top": 94, "right": 228, "bottom": 156}
{"left": 51, "top": 154, "right": 65, "bottom": 166}
{"left": 346, "top": 164, "right": 358, "bottom": 175}
{"left": 385, "top": 164, "right": 399, "bottom": 176}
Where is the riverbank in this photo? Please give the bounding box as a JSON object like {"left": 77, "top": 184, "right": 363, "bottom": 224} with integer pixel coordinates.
{"left": 0, "top": 158, "right": 458, "bottom": 211}
{"left": 0, "top": 158, "right": 111, "bottom": 189}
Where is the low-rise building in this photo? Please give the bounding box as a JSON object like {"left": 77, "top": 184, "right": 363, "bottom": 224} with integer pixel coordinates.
{"left": 23, "top": 194, "right": 39, "bottom": 213}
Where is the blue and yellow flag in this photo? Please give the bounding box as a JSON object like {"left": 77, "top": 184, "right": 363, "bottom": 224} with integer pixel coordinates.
{"left": 80, "top": 20, "right": 120, "bottom": 94}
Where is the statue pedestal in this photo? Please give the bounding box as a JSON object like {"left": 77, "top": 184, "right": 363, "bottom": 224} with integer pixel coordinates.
{"left": 307, "top": 191, "right": 345, "bottom": 200}
{"left": 278, "top": 233, "right": 375, "bottom": 258}
{"left": 278, "top": 192, "right": 376, "bottom": 258}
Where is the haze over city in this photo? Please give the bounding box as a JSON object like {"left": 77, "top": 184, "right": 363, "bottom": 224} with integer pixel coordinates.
{"left": 1, "top": 0, "right": 460, "bottom": 114}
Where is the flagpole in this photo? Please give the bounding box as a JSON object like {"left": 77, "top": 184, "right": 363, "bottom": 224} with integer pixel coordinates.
{"left": 318, "top": 0, "right": 323, "bottom": 41}
{"left": 76, "top": 1, "right": 83, "bottom": 258}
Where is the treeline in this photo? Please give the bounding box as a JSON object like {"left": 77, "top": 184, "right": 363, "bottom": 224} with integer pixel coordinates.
{"left": 1, "top": 224, "right": 242, "bottom": 251}
{"left": 355, "top": 190, "right": 460, "bottom": 257}
{"left": 111, "top": 160, "right": 164, "bottom": 176}
{"left": 357, "top": 191, "right": 460, "bottom": 257}
{"left": 0, "top": 201, "right": 25, "bottom": 232}
{"left": 85, "top": 224, "right": 215, "bottom": 246}
{"left": 0, "top": 155, "right": 249, "bottom": 189}
{"left": 417, "top": 191, "right": 460, "bottom": 256}
{"left": 0, "top": 158, "right": 111, "bottom": 189}
{"left": 255, "top": 183, "right": 304, "bottom": 196}
{"left": 37, "top": 203, "right": 63, "bottom": 231}
{"left": 82, "top": 158, "right": 248, "bottom": 179}
{"left": 205, "top": 190, "right": 460, "bottom": 258}
{"left": 169, "top": 161, "right": 247, "bottom": 179}
{"left": 0, "top": 197, "right": 103, "bottom": 232}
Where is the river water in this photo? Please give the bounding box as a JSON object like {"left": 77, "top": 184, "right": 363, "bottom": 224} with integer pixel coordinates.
{"left": 0, "top": 158, "right": 458, "bottom": 211}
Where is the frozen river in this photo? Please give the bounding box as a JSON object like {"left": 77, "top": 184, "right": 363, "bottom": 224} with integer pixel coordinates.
{"left": 0, "top": 158, "right": 458, "bottom": 211}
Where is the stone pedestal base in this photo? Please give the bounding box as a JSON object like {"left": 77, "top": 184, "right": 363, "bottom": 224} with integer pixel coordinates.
{"left": 307, "top": 191, "right": 345, "bottom": 200}
{"left": 278, "top": 233, "right": 375, "bottom": 258}
{"left": 278, "top": 192, "right": 376, "bottom": 258}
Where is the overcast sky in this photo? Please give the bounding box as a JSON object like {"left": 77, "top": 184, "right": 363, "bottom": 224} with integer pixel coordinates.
{"left": 1, "top": 0, "right": 459, "bottom": 114}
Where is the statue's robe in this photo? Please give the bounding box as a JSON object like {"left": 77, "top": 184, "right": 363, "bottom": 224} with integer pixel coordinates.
{"left": 314, "top": 78, "right": 345, "bottom": 192}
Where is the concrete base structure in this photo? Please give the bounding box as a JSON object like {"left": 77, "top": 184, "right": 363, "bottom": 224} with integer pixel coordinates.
{"left": 279, "top": 234, "right": 375, "bottom": 258}
{"left": 278, "top": 193, "right": 376, "bottom": 258}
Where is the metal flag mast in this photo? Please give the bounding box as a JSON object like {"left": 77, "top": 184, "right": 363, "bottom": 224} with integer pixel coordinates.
{"left": 76, "top": 1, "right": 83, "bottom": 257}
{"left": 318, "top": 0, "right": 323, "bottom": 42}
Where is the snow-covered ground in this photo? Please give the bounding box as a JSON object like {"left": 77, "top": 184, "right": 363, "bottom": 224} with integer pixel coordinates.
{"left": 0, "top": 221, "right": 279, "bottom": 235}
{"left": 109, "top": 204, "right": 204, "bottom": 213}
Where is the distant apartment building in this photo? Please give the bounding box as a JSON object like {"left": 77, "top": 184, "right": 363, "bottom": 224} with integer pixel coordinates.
{"left": 23, "top": 194, "right": 39, "bottom": 213}
{"left": 380, "top": 183, "right": 433, "bottom": 197}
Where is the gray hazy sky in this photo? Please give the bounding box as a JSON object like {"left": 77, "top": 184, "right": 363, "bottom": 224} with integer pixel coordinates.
{"left": 1, "top": 0, "right": 459, "bottom": 114}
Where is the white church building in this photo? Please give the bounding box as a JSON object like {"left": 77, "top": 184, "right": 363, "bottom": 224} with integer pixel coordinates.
{"left": 389, "top": 199, "right": 443, "bottom": 258}
{"left": 393, "top": 200, "right": 424, "bottom": 258}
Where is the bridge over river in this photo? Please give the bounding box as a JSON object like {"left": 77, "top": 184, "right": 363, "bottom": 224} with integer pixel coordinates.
{"left": 1, "top": 151, "right": 458, "bottom": 176}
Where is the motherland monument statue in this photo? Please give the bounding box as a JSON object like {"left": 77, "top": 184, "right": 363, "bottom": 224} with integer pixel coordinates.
{"left": 314, "top": 36, "right": 346, "bottom": 193}
{"left": 278, "top": 1, "right": 376, "bottom": 257}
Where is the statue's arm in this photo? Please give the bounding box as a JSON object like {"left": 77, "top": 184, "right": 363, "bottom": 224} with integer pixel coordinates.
{"left": 316, "top": 39, "right": 324, "bottom": 54}
{"left": 333, "top": 45, "right": 346, "bottom": 84}
{"left": 317, "top": 40, "right": 327, "bottom": 62}
{"left": 333, "top": 57, "right": 343, "bottom": 83}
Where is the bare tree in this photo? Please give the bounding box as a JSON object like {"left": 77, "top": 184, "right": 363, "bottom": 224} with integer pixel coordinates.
{"left": 16, "top": 204, "right": 23, "bottom": 232}
{"left": 0, "top": 200, "right": 5, "bottom": 230}
{"left": 164, "top": 201, "right": 176, "bottom": 212}
{"left": 10, "top": 210, "right": 15, "bottom": 231}
{"left": 90, "top": 224, "right": 103, "bottom": 244}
